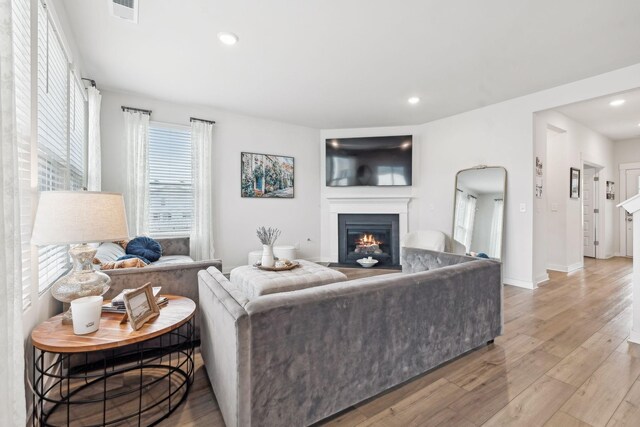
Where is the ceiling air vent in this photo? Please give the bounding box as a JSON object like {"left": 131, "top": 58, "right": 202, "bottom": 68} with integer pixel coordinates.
{"left": 110, "top": 0, "right": 138, "bottom": 24}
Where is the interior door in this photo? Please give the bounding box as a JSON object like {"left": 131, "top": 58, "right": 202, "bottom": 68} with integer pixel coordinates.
{"left": 583, "top": 168, "right": 596, "bottom": 258}
{"left": 625, "top": 169, "right": 640, "bottom": 256}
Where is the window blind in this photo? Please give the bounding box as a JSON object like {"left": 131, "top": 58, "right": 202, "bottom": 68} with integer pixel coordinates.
{"left": 13, "top": 0, "right": 32, "bottom": 309}
{"left": 36, "top": 1, "right": 87, "bottom": 293}
{"left": 148, "top": 124, "right": 193, "bottom": 236}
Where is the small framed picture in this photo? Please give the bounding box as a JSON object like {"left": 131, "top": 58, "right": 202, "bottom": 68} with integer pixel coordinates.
{"left": 570, "top": 167, "right": 581, "bottom": 199}
{"left": 606, "top": 181, "right": 615, "bottom": 200}
{"left": 123, "top": 283, "right": 160, "bottom": 330}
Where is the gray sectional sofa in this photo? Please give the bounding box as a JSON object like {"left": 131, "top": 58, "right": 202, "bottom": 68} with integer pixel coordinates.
{"left": 198, "top": 247, "right": 502, "bottom": 427}
{"left": 96, "top": 237, "right": 222, "bottom": 339}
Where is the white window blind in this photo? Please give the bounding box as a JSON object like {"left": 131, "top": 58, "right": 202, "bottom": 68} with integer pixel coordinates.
{"left": 13, "top": 0, "right": 32, "bottom": 309}
{"left": 36, "top": 1, "right": 87, "bottom": 292}
{"left": 148, "top": 124, "right": 193, "bottom": 236}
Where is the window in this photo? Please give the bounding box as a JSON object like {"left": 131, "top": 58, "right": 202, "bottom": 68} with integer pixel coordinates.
{"left": 148, "top": 124, "right": 193, "bottom": 236}
{"left": 36, "top": 1, "right": 87, "bottom": 293}
{"left": 13, "top": 0, "right": 32, "bottom": 308}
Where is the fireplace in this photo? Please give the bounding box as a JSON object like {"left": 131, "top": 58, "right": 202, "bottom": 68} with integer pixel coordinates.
{"left": 338, "top": 214, "right": 400, "bottom": 266}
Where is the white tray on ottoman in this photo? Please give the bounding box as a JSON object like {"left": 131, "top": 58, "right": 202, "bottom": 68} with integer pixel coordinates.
{"left": 230, "top": 260, "right": 347, "bottom": 300}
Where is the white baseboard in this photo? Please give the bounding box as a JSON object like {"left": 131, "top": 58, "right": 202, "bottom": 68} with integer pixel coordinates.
{"left": 547, "top": 262, "right": 583, "bottom": 273}
{"left": 629, "top": 329, "right": 640, "bottom": 345}
{"left": 535, "top": 273, "right": 550, "bottom": 286}
{"left": 503, "top": 277, "right": 534, "bottom": 289}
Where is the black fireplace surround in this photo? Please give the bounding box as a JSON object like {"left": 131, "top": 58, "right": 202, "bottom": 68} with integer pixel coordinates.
{"left": 338, "top": 214, "right": 400, "bottom": 266}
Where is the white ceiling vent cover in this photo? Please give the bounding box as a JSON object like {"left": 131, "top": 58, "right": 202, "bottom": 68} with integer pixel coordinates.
{"left": 110, "top": 0, "right": 138, "bottom": 23}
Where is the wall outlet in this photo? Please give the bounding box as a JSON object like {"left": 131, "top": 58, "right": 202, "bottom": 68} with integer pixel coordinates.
{"left": 519, "top": 203, "right": 526, "bottom": 213}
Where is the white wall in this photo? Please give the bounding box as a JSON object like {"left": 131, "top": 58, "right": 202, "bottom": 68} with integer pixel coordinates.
{"left": 537, "top": 111, "right": 615, "bottom": 273}
{"left": 321, "top": 63, "right": 640, "bottom": 288}
{"left": 615, "top": 138, "right": 640, "bottom": 164}
{"left": 545, "top": 128, "right": 569, "bottom": 269}
{"left": 100, "top": 90, "right": 321, "bottom": 272}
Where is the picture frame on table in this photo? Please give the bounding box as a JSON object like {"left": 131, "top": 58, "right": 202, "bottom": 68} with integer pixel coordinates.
{"left": 570, "top": 167, "right": 581, "bottom": 199}
{"left": 122, "top": 282, "right": 160, "bottom": 330}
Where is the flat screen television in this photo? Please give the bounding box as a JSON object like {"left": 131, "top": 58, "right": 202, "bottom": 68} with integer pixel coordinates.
{"left": 325, "top": 135, "right": 412, "bottom": 187}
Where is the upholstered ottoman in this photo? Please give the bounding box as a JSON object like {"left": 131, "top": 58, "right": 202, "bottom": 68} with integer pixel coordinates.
{"left": 230, "top": 260, "right": 347, "bottom": 300}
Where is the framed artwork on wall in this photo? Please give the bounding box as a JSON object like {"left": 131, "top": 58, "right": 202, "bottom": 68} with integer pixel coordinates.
{"left": 606, "top": 181, "right": 615, "bottom": 200}
{"left": 570, "top": 167, "right": 581, "bottom": 199}
{"left": 241, "top": 152, "right": 294, "bottom": 198}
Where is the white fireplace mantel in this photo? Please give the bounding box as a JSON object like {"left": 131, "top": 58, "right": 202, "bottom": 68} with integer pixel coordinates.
{"left": 326, "top": 196, "right": 412, "bottom": 263}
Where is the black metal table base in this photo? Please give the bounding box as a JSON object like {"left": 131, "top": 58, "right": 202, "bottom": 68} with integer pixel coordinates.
{"left": 33, "top": 318, "right": 194, "bottom": 427}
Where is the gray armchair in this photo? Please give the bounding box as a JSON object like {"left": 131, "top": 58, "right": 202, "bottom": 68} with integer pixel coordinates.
{"left": 99, "top": 237, "right": 221, "bottom": 339}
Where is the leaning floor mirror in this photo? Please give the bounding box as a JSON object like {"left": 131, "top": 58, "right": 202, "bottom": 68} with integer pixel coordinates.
{"left": 453, "top": 166, "right": 507, "bottom": 260}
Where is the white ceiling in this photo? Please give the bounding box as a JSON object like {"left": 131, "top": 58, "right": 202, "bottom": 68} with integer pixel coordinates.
{"left": 61, "top": 0, "right": 640, "bottom": 129}
{"left": 554, "top": 88, "right": 640, "bottom": 141}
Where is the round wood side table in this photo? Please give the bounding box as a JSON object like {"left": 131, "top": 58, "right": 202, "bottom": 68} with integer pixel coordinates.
{"left": 31, "top": 295, "right": 196, "bottom": 427}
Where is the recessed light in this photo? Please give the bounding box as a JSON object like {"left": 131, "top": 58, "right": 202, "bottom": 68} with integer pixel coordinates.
{"left": 609, "top": 99, "right": 625, "bottom": 107}
{"left": 218, "top": 32, "right": 239, "bottom": 46}
{"left": 408, "top": 97, "right": 420, "bottom": 105}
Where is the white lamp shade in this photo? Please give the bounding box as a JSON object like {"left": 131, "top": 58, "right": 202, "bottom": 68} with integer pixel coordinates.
{"left": 31, "top": 191, "right": 129, "bottom": 245}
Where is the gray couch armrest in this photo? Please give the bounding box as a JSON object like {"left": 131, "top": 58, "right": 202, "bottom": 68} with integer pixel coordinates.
{"left": 198, "top": 268, "right": 251, "bottom": 427}
{"left": 103, "top": 259, "right": 222, "bottom": 339}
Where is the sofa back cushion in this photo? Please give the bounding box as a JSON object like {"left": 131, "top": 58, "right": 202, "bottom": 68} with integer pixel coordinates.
{"left": 401, "top": 247, "right": 480, "bottom": 274}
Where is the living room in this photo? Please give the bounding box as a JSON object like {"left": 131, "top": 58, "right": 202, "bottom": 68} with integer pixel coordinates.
{"left": 3, "top": 1, "right": 640, "bottom": 426}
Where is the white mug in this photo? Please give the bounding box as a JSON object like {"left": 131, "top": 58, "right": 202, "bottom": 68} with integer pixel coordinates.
{"left": 71, "top": 296, "right": 103, "bottom": 335}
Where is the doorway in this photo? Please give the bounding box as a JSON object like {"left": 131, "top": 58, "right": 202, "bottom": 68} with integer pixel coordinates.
{"left": 620, "top": 164, "right": 640, "bottom": 257}
{"left": 583, "top": 165, "right": 599, "bottom": 258}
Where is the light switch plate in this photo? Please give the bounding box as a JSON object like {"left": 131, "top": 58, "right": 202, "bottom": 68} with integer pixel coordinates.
{"left": 519, "top": 203, "right": 526, "bottom": 213}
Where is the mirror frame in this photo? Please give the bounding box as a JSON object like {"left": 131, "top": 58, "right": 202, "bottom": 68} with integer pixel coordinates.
{"left": 452, "top": 165, "right": 507, "bottom": 260}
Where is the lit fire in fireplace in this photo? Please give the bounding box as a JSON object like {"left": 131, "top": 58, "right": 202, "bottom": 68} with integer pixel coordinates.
{"left": 355, "top": 234, "right": 383, "bottom": 254}
{"left": 358, "top": 234, "right": 381, "bottom": 246}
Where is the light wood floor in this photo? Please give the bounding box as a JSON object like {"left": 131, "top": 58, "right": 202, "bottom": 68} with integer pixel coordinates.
{"left": 160, "top": 257, "right": 640, "bottom": 427}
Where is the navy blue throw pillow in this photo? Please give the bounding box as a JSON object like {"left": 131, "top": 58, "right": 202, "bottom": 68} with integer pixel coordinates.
{"left": 126, "top": 236, "right": 162, "bottom": 262}
{"left": 117, "top": 254, "right": 151, "bottom": 265}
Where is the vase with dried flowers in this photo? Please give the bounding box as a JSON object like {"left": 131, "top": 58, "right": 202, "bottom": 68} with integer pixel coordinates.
{"left": 256, "top": 226, "right": 281, "bottom": 267}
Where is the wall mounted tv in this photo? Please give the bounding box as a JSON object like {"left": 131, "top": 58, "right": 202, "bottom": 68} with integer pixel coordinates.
{"left": 325, "top": 135, "right": 412, "bottom": 187}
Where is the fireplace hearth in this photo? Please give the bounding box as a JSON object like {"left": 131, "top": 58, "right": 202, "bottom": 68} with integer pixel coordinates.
{"left": 338, "top": 214, "right": 400, "bottom": 266}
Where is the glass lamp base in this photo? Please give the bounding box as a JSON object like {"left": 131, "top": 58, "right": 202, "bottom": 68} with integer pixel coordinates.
{"left": 51, "top": 243, "right": 111, "bottom": 323}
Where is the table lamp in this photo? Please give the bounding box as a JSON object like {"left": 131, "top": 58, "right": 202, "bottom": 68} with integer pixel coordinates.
{"left": 31, "top": 191, "right": 129, "bottom": 324}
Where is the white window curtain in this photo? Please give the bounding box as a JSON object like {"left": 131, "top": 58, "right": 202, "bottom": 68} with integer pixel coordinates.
{"left": 124, "top": 110, "right": 150, "bottom": 236}
{"left": 462, "top": 195, "right": 477, "bottom": 252}
{"left": 190, "top": 120, "right": 215, "bottom": 260}
{"left": 87, "top": 86, "right": 101, "bottom": 191}
{"left": 0, "top": 0, "right": 27, "bottom": 422}
{"left": 489, "top": 198, "right": 504, "bottom": 258}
